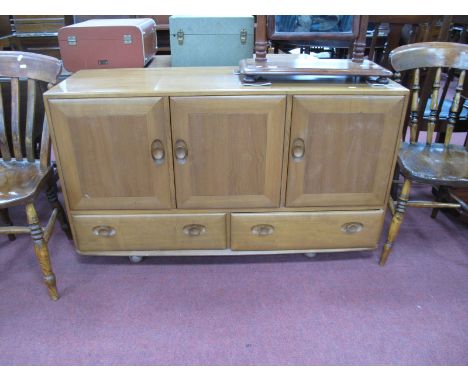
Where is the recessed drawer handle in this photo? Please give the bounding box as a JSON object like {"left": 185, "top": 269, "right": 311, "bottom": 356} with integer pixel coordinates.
{"left": 183, "top": 224, "right": 206, "bottom": 237}
{"left": 150, "top": 139, "right": 165, "bottom": 164}
{"left": 341, "top": 222, "right": 364, "bottom": 234}
{"left": 92, "top": 225, "right": 116, "bottom": 237}
{"left": 292, "top": 138, "right": 305, "bottom": 160}
{"left": 251, "top": 224, "right": 275, "bottom": 236}
{"left": 174, "top": 139, "right": 188, "bottom": 163}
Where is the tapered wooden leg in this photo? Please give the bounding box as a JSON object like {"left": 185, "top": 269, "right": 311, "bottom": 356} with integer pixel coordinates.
{"left": 380, "top": 178, "right": 412, "bottom": 266}
{"left": 0, "top": 208, "right": 16, "bottom": 241}
{"left": 26, "top": 203, "right": 59, "bottom": 301}
{"left": 46, "top": 179, "right": 72, "bottom": 240}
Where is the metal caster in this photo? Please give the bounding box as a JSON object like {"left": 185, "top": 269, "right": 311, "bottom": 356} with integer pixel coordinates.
{"left": 376, "top": 76, "right": 390, "bottom": 84}
{"left": 129, "top": 255, "right": 143, "bottom": 264}
{"left": 304, "top": 252, "right": 317, "bottom": 258}
{"left": 241, "top": 74, "right": 259, "bottom": 83}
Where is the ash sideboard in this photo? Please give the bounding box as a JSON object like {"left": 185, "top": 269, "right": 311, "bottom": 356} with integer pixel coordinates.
{"left": 44, "top": 67, "right": 408, "bottom": 259}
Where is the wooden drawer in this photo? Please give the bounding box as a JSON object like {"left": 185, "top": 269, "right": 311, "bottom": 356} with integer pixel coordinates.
{"left": 230, "top": 210, "right": 384, "bottom": 251}
{"left": 72, "top": 213, "right": 227, "bottom": 252}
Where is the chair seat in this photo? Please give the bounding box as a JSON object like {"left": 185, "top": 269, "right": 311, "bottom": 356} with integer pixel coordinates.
{"left": 0, "top": 160, "right": 52, "bottom": 207}
{"left": 398, "top": 142, "right": 468, "bottom": 187}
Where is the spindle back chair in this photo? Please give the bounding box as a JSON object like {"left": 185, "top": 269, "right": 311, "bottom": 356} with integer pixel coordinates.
{"left": 380, "top": 42, "right": 468, "bottom": 265}
{"left": 367, "top": 16, "right": 436, "bottom": 71}
{"left": 0, "top": 51, "right": 70, "bottom": 300}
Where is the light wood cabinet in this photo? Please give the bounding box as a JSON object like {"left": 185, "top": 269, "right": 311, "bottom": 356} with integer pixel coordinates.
{"left": 45, "top": 67, "right": 408, "bottom": 258}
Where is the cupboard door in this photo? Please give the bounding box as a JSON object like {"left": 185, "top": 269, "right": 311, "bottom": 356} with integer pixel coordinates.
{"left": 170, "top": 96, "right": 286, "bottom": 209}
{"left": 286, "top": 95, "right": 405, "bottom": 207}
{"left": 48, "top": 97, "right": 174, "bottom": 210}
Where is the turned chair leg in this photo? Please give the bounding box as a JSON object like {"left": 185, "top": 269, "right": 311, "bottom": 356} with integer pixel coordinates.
{"left": 390, "top": 163, "right": 400, "bottom": 201}
{"left": 0, "top": 208, "right": 16, "bottom": 241}
{"left": 46, "top": 178, "right": 72, "bottom": 240}
{"left": 380, "top": 178, "right": 412, "bottom": 266}
{"left": 26, "top": 202, "right": 59, "bottom": 301}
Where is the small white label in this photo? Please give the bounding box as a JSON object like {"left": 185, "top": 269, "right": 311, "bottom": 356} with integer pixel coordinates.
{"left": 20, "top": 64, "right": 27, "bottom": 69}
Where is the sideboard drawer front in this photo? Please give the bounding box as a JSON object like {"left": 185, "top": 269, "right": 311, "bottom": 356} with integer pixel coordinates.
{"left": 72, "top": 213, "right": 227, "bottom": 252}
{"left": 230, "top": 210, "right": 384, "bottom": 251}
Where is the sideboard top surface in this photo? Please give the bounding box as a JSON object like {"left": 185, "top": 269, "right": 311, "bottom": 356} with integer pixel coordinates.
{"left": 45, "top": 66, "right": 408, "bottom": 99}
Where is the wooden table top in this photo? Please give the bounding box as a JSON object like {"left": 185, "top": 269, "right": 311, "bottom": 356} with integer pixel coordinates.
{"left": 47, "top": 55, "right": 407, "bottom": 99}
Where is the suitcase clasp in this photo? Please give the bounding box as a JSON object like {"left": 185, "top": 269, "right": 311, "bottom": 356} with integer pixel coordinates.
{"left": 177, "top": 29, "right": 184, "bottom": 45}
{"left": 123, "top": 34, "right": 133, "bottom": 44}
{"left": 67, "top": 36, "right": 77, "bottom": 46}
{"left": 240, "top": 29, "right": 247, "bottom": 45}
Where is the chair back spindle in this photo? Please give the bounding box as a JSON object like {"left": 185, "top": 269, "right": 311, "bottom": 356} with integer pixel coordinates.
{"left": 25, "top": 78, "right": 37, "bottom": 162}
{"left": 426, "top": 67, "right": 442, "bottom": 145}
{"left": 10, "top": 77, "right": 22, "bottom": 160}
{"left": 409, "top": 68, "right": 420, "bottom": 143}
{"left": 0, "top": 86, "right": 11, "bottom": 160}
{"left": 445, "top": 69, "right": 466, "bottom": 147}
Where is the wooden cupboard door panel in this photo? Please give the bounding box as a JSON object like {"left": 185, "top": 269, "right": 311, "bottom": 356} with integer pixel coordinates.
{"left": 72, "top": 213, "right": 227, "bottom": 252}
{"left": 48, "top": 97, "right": 174, "bottom": 210}
{"left": 231, "top": 210, "right": 384, "bottom": 251}
{"left": 170, "top": 96, "right": 286, "bottom": 209}
{"left": 286, "top": 95, "right": 405, "bottom": 207}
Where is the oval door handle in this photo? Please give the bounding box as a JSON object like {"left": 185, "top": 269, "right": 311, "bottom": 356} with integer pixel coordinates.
{"left": 291, "top": 138, "right": 305, "bottom": 160}
{"left": 183, "top": 224, "right": 207, "bottom": 237}
{"left": 251, "top": 224, "right": 275, "bottom": 236}
{"left": 92, "top": 225, "right": 116, "bottom": 237}
{"left": 341, "top": 222, "right": 364, "bottom": 234}
{"left": 174, "top": 139, "right": 188, "bottom": 163}
{"left": 150, "top": 139, "right": 165, "bottom": 164}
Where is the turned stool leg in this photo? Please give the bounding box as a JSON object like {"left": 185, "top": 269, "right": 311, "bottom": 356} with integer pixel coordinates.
{"left": 380, "top": 178, "right": 412, "bottom": 266}
{"left": 0, "top": 208, "right": 16, "bottom": 241}
{"left": 46, "top": 179, "right": 72, "bottom": 240}
{"left": 26, "top": 203, "right": 59, "bottom": 301}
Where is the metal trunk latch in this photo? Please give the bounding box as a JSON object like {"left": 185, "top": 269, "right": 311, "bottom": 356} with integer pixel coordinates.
{"left": 177, "top": 29, "right": 184, "bottom": 45}
{"left": 240, "top": 29, "right": 247, "bottom": 44}
{"left": 67, "top": 35, "right": 77, "bottom": 46}
{"left": 123, "top": 34, "right": 133, "bottom": 44}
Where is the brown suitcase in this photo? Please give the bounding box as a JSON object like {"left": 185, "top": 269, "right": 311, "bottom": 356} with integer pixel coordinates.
{"left": 58, "top": 18, "right": 156, "bottom": 72}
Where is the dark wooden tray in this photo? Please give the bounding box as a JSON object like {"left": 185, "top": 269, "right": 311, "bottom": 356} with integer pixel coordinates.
{"left": 239, "top": 55, "right": 393, "bottom": 79}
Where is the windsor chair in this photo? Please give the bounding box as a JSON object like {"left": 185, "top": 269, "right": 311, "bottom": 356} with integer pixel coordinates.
{"left": 380, "top": 42, "right": 468, "bottom": 265}
{"left": 0, "top": 51, "right": 71, "bottom": 299}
